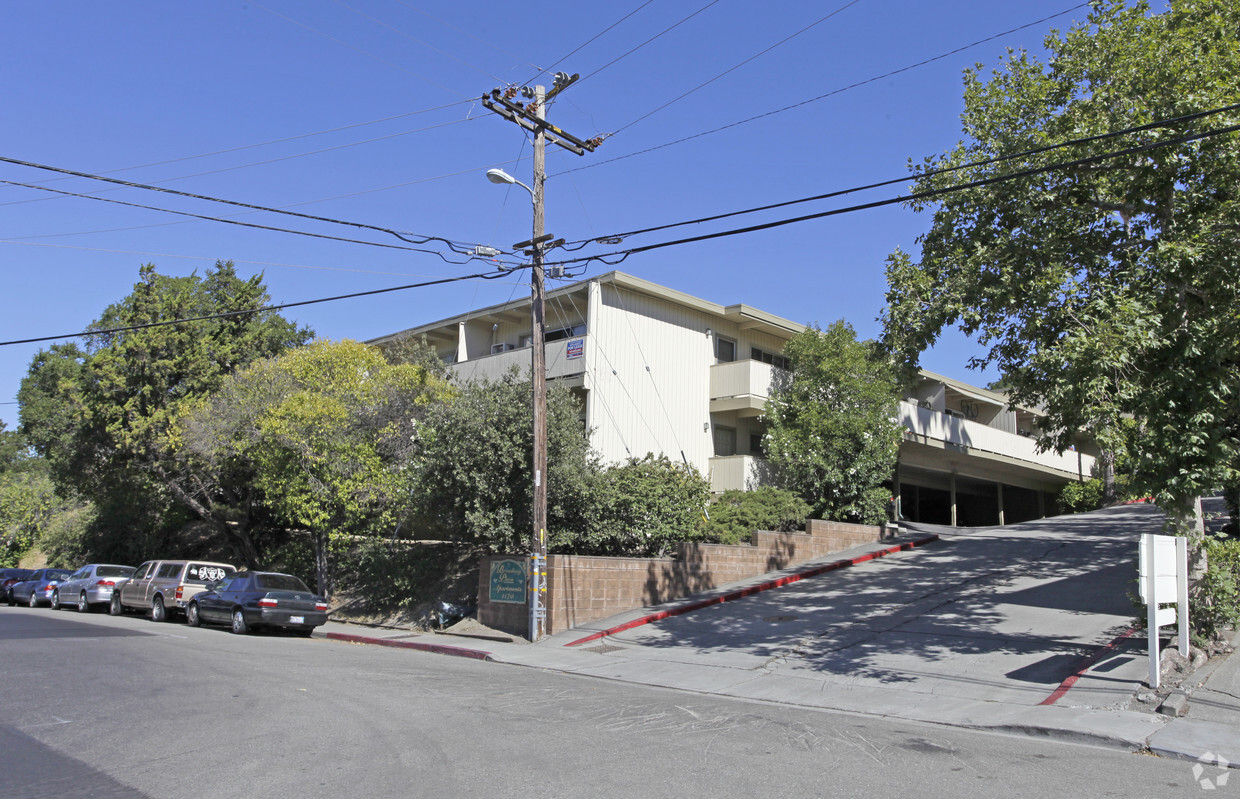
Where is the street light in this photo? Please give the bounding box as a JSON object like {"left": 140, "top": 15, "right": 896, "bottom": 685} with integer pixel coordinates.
{"left": 485, "top": 159, "right": 549, "bottom": 643}
{"left": 486, "top": 168, "right": 533, "bottom": 200}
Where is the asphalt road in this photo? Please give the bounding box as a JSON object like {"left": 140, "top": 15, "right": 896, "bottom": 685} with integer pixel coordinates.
{"left": 0, "top": 605, "right": 1225, "bottom": 798}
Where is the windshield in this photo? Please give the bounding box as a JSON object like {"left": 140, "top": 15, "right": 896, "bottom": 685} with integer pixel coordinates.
{"left": 97, "top": 566, "right": 134, "bottom": 578}
{"left": 256, "top": 574, "right": 311, "bottom": 592}
{"left": 45, "top": 570, "right": 72, "bottom": 581}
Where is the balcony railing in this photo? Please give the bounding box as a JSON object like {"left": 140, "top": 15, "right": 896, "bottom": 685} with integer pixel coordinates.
{"left": 899, "top": 400, "right": 1092, "bottom": 477}
{"left": 450, "top": 337, "right": 587, "bottom": 382}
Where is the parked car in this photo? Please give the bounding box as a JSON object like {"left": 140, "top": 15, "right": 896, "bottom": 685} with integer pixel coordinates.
{"left": 187, "top": 571, "right": 327, "bottom": 636}
{"left": 51, "top": 563, "right": 135, "bottom": 612}
{"left": 110, "top": 559, "right": 235, "bottom": 622}
{"left": 10, "top": 568, "right": 73, "bottom": 607}
{"left": 1, "top": 568, "right": 33, "bottom": 604}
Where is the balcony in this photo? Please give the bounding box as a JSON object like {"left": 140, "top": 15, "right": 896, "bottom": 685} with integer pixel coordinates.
{"left": 708, "top": 454, "right": 770, "bottom": 493}
{"left": 898, "top": 400, "right": 1093, "bottom": 478}
{"left": 710, "top": 360, "right": 783, "bottom": 416}
{"left": 449, "top": 336, "right": 588, "bottom": 383}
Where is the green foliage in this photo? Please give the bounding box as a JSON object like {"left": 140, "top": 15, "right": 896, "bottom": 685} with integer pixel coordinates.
{"left": 340, "top": 539, "right": 464, "bottom": 611}
{"left": 1192, "top": 536, "right": 1240, "bottom": 645}
{"left": 580, "top": 455, "right": 711, "bottom": 557}
{"left": 1056, "top": 479, "right": 1106, "bottom": 515}
{"left": 413, "top": 369, "right": 597, "bottom": 554}
{"left": 180, "top": 339, "right": 445, "bottom": 595}
{"left": 36, "top": 503, "right": 98, "bottom": 569}
{"left": 763, "top": 321, "right": 902, "bottom": 525}
{"left": 699, "top": 487, "right": 810, "bottom": 545}
{"left": 18, "top": 262, "right": 312, "bottom": 563}
{"left": 881, "top": 0, "right": 1240, "bottom": 532}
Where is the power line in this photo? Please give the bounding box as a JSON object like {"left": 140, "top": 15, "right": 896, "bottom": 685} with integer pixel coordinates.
{"left": 0, "top": 178, "right": 512, "bottom": 266}
{"left": 0, "top": 100, "right": 474, "bottom": 194}
{"left": 0, "top": 270, "right": 513, "bottom": 348}
{"left": 607, "top": 0, "right": 864, "bottom": 137}
{"left": 0, "top": 239, "right": 464, "bottom": 279}
{"left": 570, "top": 1, "right": 721, "bottom": 89}
{"left": 553, "top": 3, "right": 1090, "bottom": 178}
{"left": 0, "top": 155, "right": 484, "bottom": 255}
{"left": 547, "top": 121, "right": 1240, "bottom": 268}
{"left": 528, "top": 0, "right": 658, "bottom": 88}
{"left": 0, "top": 116, "right": 480, "bottom": 210}
{"left": 391, "top": 1, "right": 544, "bottom": 72}
{"left": 562, "top": 102, "right": 1240, "bottom": 248}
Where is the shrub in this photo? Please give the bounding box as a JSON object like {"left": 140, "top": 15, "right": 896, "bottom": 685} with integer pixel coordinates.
{"left": 699, "top": 487, "right": 810, "bottom": 545}
{"left": 1192, "top": 536, "right": 1240, "bottom": 645}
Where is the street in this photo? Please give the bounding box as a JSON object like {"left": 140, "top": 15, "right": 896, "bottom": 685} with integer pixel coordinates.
{"left": 0, "top": 606, "right": 1219, "bottom": 798}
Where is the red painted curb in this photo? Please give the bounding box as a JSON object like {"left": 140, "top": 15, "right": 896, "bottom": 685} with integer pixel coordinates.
{"left": 1038, "top": 627, "right": 1137, "bottom": 706}
{"left": 326, "top": 631, "right": 492, "bottom": 661}
{"left": 565, "top": 534, "right": 941, "bottom": 647}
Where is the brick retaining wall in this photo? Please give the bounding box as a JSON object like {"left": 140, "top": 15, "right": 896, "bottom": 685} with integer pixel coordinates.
{"left": 478, "top": 519, "right": 886, "bottom": 637}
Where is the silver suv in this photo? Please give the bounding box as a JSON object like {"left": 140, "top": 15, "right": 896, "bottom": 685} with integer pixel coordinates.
{"left": 110, "top": 559, "right": 235, "bottom": 622}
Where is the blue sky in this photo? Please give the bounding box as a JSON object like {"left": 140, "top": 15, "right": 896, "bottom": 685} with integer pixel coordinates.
{"left": 0, "top": 1, "right": 1109, "bottom": 430}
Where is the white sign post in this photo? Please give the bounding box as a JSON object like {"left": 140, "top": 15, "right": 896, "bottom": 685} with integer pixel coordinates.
{"left": 1138, "top": 534, "right": 1189, "bottom": 689}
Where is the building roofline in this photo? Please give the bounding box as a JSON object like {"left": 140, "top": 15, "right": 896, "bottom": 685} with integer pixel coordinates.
{"left": 366, "top": 270, "right": 805, "bottom": 345}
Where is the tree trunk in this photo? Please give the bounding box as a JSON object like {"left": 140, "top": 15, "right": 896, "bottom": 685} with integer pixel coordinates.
{"left": 314, "top": 529, "right": 331, "bottom": 600}
{"left": 1101, "top": 451, "right": 1116, "bottom": 505}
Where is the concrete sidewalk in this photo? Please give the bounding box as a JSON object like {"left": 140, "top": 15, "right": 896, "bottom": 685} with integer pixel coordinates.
{"left": 319, "top": 506, "right": 1240, "bottom": 769}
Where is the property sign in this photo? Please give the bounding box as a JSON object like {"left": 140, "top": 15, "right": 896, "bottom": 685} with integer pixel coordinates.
{"left": 566, "top": 338, "right": 584, "bottom": 359}
{"left": 488, "top": 558, "right": 527, "bottom": 604}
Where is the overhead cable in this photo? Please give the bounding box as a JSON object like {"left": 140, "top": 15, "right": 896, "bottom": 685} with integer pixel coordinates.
{"left": 0, "top": 270, "right": 513, "bottom": 348}
{"left": 553, "top": 3, "right": 1090, "bottom": 177}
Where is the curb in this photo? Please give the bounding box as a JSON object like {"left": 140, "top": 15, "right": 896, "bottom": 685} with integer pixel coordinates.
{"left": 565, "top": 533, "right": 941, "bottom": 647}
{"left": 325, "top": 631, "right": 492, "bottom": 661}
{"left": 1039, "top": 627, "right": 1138, "bottom": 706}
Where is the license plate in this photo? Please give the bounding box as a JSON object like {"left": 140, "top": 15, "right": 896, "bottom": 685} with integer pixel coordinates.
{"left": 289, "top": 616, "right": 304, "bottom": 624}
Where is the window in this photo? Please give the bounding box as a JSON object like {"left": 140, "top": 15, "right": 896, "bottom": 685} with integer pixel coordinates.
{"left": 749, "top": 433, "right": 765, "bottom": 456}
{"left": 156, "top": 563, "right": 181, "bottom": 579}
{"left": 715, "top": 336, "right": 736, "bottom": 363}
{"left": 751, "top": 347, "right": 789, "bottom": 371}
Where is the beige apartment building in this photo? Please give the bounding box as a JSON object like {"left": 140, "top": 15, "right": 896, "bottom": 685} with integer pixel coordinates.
{"left": 371, "top": 271, "right": 1095, "bottom": 527}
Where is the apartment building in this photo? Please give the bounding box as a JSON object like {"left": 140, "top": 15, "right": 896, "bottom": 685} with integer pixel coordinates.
{"left": 371, "top": 271, "right": 1095, "bottom": 527}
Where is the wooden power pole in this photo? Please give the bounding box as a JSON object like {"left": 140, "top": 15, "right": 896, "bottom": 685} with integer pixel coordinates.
{"left": 482, "top": 75, "right": 599, "bottom": 641}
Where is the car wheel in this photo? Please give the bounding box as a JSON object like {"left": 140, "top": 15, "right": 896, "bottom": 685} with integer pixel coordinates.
{"left": 29, "top": 591, "right": 39, "bottom": 608}
{"left": 151, "top": 596, "right": 167, "bottom": 623}
{"left": 230, "top": 608, "right": 249, "bottom": 635}
{"left": 294, "top": 627, "right": 315, "bottom": 638}
{"left": 186, "top": 603, "right": 201, "bottom": 628}
{"left": 50, "top": 590, "right": 61, "bottom": 610}
{"left": 78, "top": 591, "right": 90, "bottom": 613}
{"left": 109, "top": 593, "right": 123, "bottom": 616}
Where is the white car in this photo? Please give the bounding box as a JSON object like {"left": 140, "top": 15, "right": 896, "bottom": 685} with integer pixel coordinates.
{"left": 52, "top": 564, "right": 136, "bottom": 612}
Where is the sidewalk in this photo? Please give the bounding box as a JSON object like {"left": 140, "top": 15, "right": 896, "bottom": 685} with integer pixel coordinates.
{"left": 319, "top": 507, "right": 1240, "bottom": 768}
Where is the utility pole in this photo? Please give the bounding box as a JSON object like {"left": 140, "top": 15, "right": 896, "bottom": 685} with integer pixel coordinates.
{"left": 482, "top": 75, "right": 599, "bottom": 641}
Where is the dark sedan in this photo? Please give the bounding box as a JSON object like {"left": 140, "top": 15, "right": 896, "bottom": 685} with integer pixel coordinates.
{"left": 10, "top": 568, "right": 73, "bottom": 607}
{"left": 1, "top": 568, "right": 33, "bottom": 604}
{"left": 186, "top": 571, "right": 327, "bottom": 636}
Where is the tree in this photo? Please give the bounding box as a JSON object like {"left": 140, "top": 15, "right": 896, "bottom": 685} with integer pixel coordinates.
{"left": 19, "top": 262, "right": 312, "bottom": 563}
{"left": 413, "top": 370, "right": 598, "bottom": 555}
{"left": 763, "top": 322, "right": 902, "bottom": 525}
{"left": 179, "top": 339, "right": 446, "bottom": 595}
{"left": 881, "top": 0, "right": 1240, "bottom": 534}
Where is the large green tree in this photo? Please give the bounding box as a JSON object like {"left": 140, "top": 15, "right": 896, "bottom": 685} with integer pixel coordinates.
{"left": 881, "top": 0, "right": 1240, "bottom": 533}
{"left": 412, "top": 369, "right": 598, "bottom": 555}
{"left": 178, "top": 339, "right": 446, "bottom": 595}
{"left": 18, "top": 262, "right": 311, "bottom": 562}
{"left": 763, "top": 322, "right": 902, "bottom": 525}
